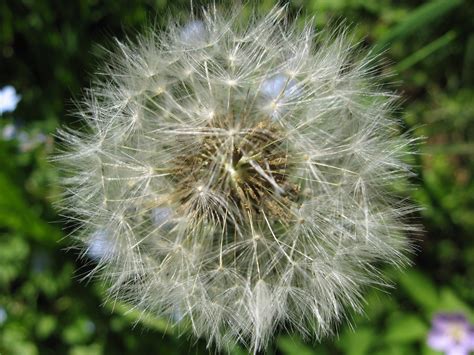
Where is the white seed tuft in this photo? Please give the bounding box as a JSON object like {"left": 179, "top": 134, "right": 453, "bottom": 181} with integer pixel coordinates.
{"left": 55, "top": 5, "right": 417, "bottom": 353}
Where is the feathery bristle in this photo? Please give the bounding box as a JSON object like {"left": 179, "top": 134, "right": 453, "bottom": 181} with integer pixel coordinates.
{"left": 55, "top": 5, "right": 417, "bottom": 352}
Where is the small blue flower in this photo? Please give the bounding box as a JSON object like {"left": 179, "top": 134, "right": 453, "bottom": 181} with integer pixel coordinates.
{"left": 0, "top": 86, "right": 21, "bottom": 115}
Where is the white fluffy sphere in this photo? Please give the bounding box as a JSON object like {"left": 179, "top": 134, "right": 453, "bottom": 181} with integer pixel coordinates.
{"left": 56, "top": 5, "right": 416, "bottom": 352}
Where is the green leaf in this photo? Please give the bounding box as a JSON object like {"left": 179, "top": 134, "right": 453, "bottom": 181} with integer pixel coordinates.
{"left": 0, "top": 326, "right": 39, "bottom": 355}
{"left": 277, "top": 335, "right": 320, "bottom": 355}
{"left": 462, "top": 34, "right": 474, "bottom": 84}
{"left": 374, "top": 345, "right": 416, "bottom": 355}
{"left": 396, "top": 31, "right": 456, "bottom": 71}
{"left": 0, "top": 235, "right": 30, "bottom": 286}
{"left": 35, "top": 315, "right": 57, "bottom": 339}
{"left": 438, "top": 288, "right": 473, "bottom": 319}
{"left": 384, "top": 314, "right": 428, "bottom": 343}
{"left": 105, "top": 300, "right": 174, "bottom": 336}
{"left": 70, "top": 344, "right": 103, "bottom": 355}
{"left": 422, "top": 142, "right": 474, "bottom": 155}
{"left": 338, "top": 327, "right": 375, "bottom": 355}
{"left": 372, "top": 0, "right": 463, "bottom": 55}
{"left": 62, "top": 318, "right": 95, "bottom": 344}
{"left": 0, "top": 172, "right": 61, "bottom": 244}
{"left": 421, "top": 343, "right": 441, "bottom": 355}
{"left": 397, "top": 270, "right": 439, "bottom": 312}
{"left": 229, "top": 345, "right": 249, "bottom": 355}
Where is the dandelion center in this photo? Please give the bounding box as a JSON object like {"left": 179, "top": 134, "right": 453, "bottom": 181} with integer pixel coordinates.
{"left": 168, "top": 111, "right": 299, "bottom": 225}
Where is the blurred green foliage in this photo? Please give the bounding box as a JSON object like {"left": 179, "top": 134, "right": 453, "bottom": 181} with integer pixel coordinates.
{"left": 0, "top": 0, "right": 473, "bottom": 354}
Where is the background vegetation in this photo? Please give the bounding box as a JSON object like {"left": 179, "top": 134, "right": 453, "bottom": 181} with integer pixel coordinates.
{"left": 0, "top": 0, "right": 473, "bottom": 354}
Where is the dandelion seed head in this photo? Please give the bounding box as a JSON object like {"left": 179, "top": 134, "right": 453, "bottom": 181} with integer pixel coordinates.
{"left": 55, "top": 5, "right": 417, "bottom": 352}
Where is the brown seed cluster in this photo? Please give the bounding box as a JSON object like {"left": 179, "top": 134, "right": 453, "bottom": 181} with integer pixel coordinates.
{"left": 168, "top": 112, "right": 299, "bottom": 226}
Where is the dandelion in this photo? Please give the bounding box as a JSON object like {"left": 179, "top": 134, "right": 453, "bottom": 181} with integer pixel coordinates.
{"left": 55, "top": 5, "right": 416, "bottom": 352}
{"left": 427, "top": 313, "right": 474, "bottom": 355}
{"left": 0, "top": 85, "right": 21, "bottom": 115}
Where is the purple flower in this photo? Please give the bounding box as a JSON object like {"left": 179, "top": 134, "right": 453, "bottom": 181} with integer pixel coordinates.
{"left": 427, "top": 313, "right": 474, "bottom": 355}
